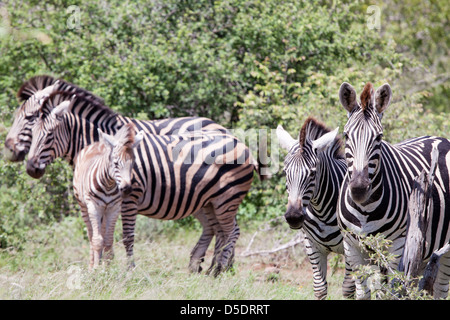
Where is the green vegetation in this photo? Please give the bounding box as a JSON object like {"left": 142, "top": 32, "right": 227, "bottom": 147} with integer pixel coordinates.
{"left": 0, "top": 0, "right": 448, "bottom": 299}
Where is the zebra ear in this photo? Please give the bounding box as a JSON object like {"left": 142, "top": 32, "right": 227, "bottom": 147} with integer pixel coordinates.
{"left": 339, "top": 82, "right": 358, "bottom": 114}
{"left": 276, "top": 125, "right": 297, "bottom": 151}
{"left": 132, "top": 130, "right": 144, "bottom": 149}
{"left": 35, "top": 80, "right": 60, "bottom": 104}
{"left": 375, "top": 83, "right": 392, "bottom": 115}
{"left": 98, "top": 128, "right": 117, "bottom": 148}
{"left": 311, "top": 127, "right": 339, "bottom": 153}
{"left": 50, "top": 100, "right": 71, "bottom": 120}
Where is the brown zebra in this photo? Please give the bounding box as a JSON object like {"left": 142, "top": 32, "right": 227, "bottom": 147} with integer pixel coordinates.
{"left": 73, "top": 123, "right": 144, "bottom": 269}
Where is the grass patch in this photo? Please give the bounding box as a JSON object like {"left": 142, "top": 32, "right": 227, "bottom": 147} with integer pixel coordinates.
{"left": 0, "top": 215, "right": 347, "bottom": 300}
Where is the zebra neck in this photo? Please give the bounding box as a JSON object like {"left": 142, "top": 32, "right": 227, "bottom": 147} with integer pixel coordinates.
{"left": 65, "top": 114, "right": 125, "bottom": 166}
{"left": 310, "top": 154, "right": 345, "bottom": 219}
{"left": 100, "top": 155, "right": 118, "bottom": 192}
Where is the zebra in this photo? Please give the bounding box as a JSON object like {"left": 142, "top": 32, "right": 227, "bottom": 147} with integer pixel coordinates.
{"left": 4, "top": 75, "right": 226, "bottom": 162}
{"left": 4, "top": 75, "right": 245, "bottom": 273}
{"left": 277, "top": 117, "right": 355, "bottom": 299}
{"left": 73, "top": 123, "right": 144, "bottom": 269}
{"left": 26, "top": 91, "right": 259, "bottom": 275}
{"left": 4, "top": 75, "right": 104, "bottom": 162}
{"left": 337, "top": 81, "right": 450, "bottom": 299}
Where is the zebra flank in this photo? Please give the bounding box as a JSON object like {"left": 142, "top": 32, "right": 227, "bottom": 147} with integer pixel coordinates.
{"left": 277, "top": 117, "right": 355, "bottom": 300}
{"left": 73, "top": 123, "right": 143, "bottom": 269}
{"left": 26, "top": 91, "right": 257, "bottom": 275}
{"left": 338, "top": 81, "right": 450, "bottom": 299}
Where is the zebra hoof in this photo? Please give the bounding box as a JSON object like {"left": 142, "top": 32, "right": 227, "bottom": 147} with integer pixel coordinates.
{"left": 188, "top": 259, "right": 203, "bottom": 273}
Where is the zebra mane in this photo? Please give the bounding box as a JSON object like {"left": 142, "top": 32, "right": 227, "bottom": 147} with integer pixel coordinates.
{"left": 40, "top": 90, "right": 117, "bottom": 120}
{"left": 113, "top": 123, "right": 137, "bottom": 150}
{"left": 360, "top": 82, "right": 374, "bottom": 111}
{"left": 17, "top": 75, "right": 57, "bottom": 101}
{"left": 40, "top": 91, "right": 74, "bottom": 116}
{"left": 299, "top": 116, "right": 343, "bottom": 157}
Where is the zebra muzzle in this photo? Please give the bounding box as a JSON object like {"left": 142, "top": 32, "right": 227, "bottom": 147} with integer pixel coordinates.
{"left": 119, "top": 184, "right": 133, "bottom": 198}
{"left": 349, "top": 168, "right": 371, "bottom": 203}
{"left": 3, "top": 138, "right": 27, "bottom": 162}
{"left": 26, "top": 157, "right": 46, "bottom": 179}
{"left": 284, "top": 203, "right": 306, "bottom": 230}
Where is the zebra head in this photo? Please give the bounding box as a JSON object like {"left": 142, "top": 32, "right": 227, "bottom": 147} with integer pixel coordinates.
{"left": 339, "top": 81, "right": 392, "bottom": 204}
{"left": 277, "top": 118, "right": 340, "bottom": 229}
{"left": 26, "top": 92, "right": 74, "bottom": 179}
{"left": 98, "top": 124, "right": 144, "bottom": 198}
{"left": 4, "top": 76, "right": 60, "bottom": 162}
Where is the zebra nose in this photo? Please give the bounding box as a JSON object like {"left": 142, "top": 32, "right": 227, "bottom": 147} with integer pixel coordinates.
{"left": 3, "top": 138, "right": 24, "bottom": 161}
{"left": 120, "top": 184, "right": 132, "bottom": 197}
{"left": 4, "top": 138, "right": 14, "bottom": 152}
{"left": 284, "top": 203, "right": 305, "bottom": 229}
{"left": 349, "top": 168, "right": 371, "bottom": 203}
{"left": 26, "top": 157, "right": 45, "bottom": 179}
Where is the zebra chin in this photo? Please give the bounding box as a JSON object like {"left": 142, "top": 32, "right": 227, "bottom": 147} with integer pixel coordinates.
{"left": 3, "top": 140, "right": 27, "bottom": 162}
{"left": 119, "top": 184, "right": 133, "bottom": 198}
{"left": 3, "top": 148, "right": 26, "bottom": 162}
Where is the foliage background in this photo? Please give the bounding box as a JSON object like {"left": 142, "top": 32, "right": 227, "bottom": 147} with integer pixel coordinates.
{"left": 0, "top": 0, "right": 448, "bottom": 254}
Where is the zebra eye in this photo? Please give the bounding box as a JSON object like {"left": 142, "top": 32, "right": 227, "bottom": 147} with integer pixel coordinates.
{"left": 376, "top": 134, "right": 383, "bottom": 142}
{"left": 25, "top": 114, "right": 36, "bottom": 121}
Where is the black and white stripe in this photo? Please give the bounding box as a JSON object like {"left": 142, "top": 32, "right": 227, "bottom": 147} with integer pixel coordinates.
{"left": 277, "top": 117, "right": 355, "bottom": 299}
{"left": 73, "top": 124, "right": 143, "bottom": 269}
{"left": 5, "top": 75, "right": 104, "bottom": 161}
{"left": 27, "top": 92, "right": 257, "bottom": 275}
{"left": 338, "top": 82, "right": 450, "bottom": 299}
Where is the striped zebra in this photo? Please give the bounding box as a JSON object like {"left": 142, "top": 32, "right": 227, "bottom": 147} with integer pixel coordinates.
{"left": 277, "top": 117, "right": 355, "bottom": 299}
{"left": 338, "top": 82, "right": 450, "bottom": 299}
{"left": 73, "top": 123, "right": 144, "bottom": 269}
{"left": 26, "top": 91, "right": 258, "bottom": 275}
{"left": 4, "top": 75, "right": 225, "bottom": 162}
{"left": 4, "top": 75, "right": 104, "bottom": 162}
{"left": 4, "top": 75, "right": 240, "bottom": 273}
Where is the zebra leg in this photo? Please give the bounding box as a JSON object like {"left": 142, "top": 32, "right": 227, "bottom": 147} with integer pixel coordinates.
{"left": 87, "top": 201, "right": 104, "bottom": 269}
{"left": 120, "top": 199, "right": 139, "bottom": 268}
{"left": 102, "top": 206, "right": 121, "bottom": 264}
{"left": 208, "top": 216, "right": 240, "bottom": 277}
{"left": 303, "top": 236, "right": 329, "bottom": 300}
{"left": 342, "top": 254, "right": 356, "bottom": 299}
{"left": 432, "top": 249, "right": 450, "bottom": 299}
{"left": 189, "top": 208, "right": 215, "bottom": 273}
{"left": 343, "top": 235, "right": 371, "bottom": 299}
{"left": 79, "top": 204, "right": 95, "bottom": 269}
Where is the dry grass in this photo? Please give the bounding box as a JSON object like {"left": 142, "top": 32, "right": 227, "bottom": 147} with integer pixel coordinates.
{"left": 0, "top": 215, "right": 347, "bottom": 300}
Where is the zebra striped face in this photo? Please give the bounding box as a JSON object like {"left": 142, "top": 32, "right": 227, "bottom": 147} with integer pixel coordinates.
{"left": 277, "top": 125, "right": 339, "bottom": 229}
{"left": 27, "top": 100, "right": 72, "bottom": 179}
{"left": 339, "top": 82, "right": 392, "bottom": 204}
{"left": 283, "top": 146, "right": 317, "bottom": 229}
{"left": 5, "top": 84, "right": 59, "bottom": 162}
{"left": 343, "top": 110, "right": 383, "bottom": 203}
{"left": 99, "top": 127, "right": 144, "bottom": 198}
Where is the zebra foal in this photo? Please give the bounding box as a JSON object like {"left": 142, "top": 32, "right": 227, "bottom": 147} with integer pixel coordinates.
{"left": 338, "top": 81, "right": 450, "bottom": 299}
{"left": 73, "top": 123, "right": 143, "bottom": 269}
{"left": 277, "top": 117, "right": 355, "bottom": 299}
